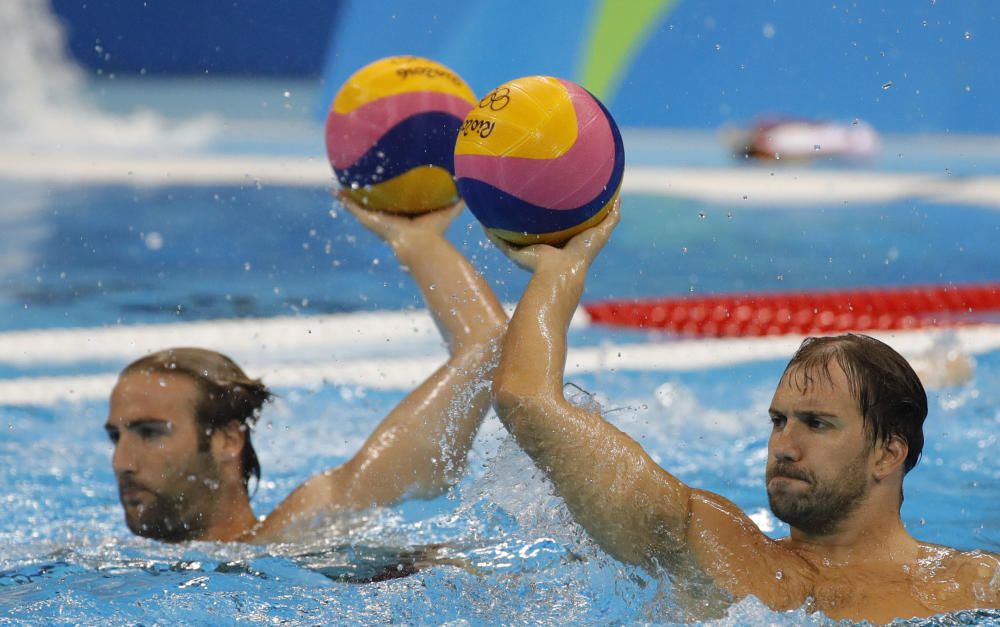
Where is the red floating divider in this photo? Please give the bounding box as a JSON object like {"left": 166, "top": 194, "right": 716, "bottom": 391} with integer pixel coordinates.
{"left": 583, "top": 283, "right": 1000, "bottom": 337}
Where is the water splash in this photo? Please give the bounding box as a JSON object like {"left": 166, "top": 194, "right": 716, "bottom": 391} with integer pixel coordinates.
{"left": 0, "top": 0, "right": 219, "bottom": 153}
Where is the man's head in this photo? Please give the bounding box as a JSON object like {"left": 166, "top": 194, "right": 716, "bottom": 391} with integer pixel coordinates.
{"left": 105, "top": 348, "right": 271, "bottom": 541}
{"left": 765, "top": 334, "right": 927, "bottom": 535}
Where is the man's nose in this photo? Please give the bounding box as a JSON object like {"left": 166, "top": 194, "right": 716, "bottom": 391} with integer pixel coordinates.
{"left": 770, "top": 422, "right": 802, "bottom": 462}
{"left": 112, "top": 436, "right": 136, "bottom": 475}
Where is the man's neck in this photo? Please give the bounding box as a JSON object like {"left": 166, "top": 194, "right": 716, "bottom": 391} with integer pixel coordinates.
{"left": 784, "top": 499, "right": 918, "bottom": 567}
{"left": 193, "top": 486, "right": 258, "bottom": 543}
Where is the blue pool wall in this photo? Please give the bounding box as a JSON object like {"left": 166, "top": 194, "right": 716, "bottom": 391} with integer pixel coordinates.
{"left": 50, "top": 0, "right": 1000, "bottom": 134}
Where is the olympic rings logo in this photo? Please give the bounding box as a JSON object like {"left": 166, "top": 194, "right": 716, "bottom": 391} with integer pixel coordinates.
{"left": 479, "top": 87, "right": 510, "bottom": 111}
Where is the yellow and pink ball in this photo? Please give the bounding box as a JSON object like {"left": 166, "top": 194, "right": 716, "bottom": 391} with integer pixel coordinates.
{"left": 324, "top": 56, "right": 477, "bottom": 213}
{"left": 454, "top": 75, "right": 624, "bottom": 245}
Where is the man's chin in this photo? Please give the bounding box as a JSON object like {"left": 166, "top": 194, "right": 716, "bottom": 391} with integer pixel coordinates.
{"left": 767, "top": 491, "right": 812, "bottom": 522}
{"left": 123, "top": 506, "right": 186, "bottom": 542}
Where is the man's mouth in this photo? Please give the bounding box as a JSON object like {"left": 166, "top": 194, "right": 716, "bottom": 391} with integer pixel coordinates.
{"left": 767, "top": 466, "right": 812, "bottom": 485}
{"left": 769, "top": 475, "right": 809, "bottom": 484}
{"left": 118, "top": 482, "right": 152, "bottom": 505}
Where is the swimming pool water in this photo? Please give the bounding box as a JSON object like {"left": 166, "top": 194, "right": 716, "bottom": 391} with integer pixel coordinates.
{"left": 3, "top": 184, "right": 1000, "bottom": 331}
{"left": 1, "top": 351, "right": 998, "bottom": 623}
{"left": 1, "top": 183, "right": 999, "bottom": 624}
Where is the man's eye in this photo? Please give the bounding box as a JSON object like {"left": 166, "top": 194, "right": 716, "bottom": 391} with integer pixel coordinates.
{"left": 808, "top": 420, "right": 828, "bottom": 430}
{"left": 106, "top": 430, "right": 119, "bottom": 444}
{"left": 770, "top": 416, "right": 785, "bottom": 428}
{"left": 138, "top": 427, "right": 166, "bottom": 440}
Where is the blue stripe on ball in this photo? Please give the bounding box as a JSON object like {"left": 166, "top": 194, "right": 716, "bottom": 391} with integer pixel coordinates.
{"left": 336, "top": 111, "right": 462, "bottom": 187}
{"left": 457, "top": 174, "right": 614, "bottom": 234}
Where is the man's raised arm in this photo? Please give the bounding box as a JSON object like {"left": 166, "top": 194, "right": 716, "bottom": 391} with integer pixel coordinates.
{"left": 490, "top": 203, "right": 779, "bottom": 587}
{"left": 256, "top": 194, "right": 506, "bottom": 539}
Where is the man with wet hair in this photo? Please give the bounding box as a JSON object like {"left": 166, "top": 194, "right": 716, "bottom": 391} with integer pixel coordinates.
{"left": 490, "top": 202, "right": 999, "bottom": 623}
{"left": 106, "top": 193, "right": 506, "bottom": 543}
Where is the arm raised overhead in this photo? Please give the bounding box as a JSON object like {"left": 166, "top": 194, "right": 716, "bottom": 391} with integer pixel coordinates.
{"left": 255, "top": 193, "right": 506, "bottom": 540}
{"left": 491, "top": 201, "right": 783, "bottom": 592}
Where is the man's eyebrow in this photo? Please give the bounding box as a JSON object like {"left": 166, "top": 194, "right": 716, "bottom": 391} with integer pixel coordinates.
{"left": 792, "top": 410, "right": 839, "bottom": 421}
{"left": 105, "top": 418, "right": 171, "bottom": 431}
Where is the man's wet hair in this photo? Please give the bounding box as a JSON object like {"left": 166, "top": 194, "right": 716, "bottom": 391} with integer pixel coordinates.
{"left": 121, "top": 347, "right": 272, "bottom": 490}
{"left": 783, "top": 333, "right": 927, "bottom": 474}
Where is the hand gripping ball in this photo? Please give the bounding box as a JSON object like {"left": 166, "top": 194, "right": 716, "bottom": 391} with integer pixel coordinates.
{"left": 325, "top": 56, "right": 477, "bottom": 213}
{"left": 454, "top": 76, "right": 624, "bottom": 245}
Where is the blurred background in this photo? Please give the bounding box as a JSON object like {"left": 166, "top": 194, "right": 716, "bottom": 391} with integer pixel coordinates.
{"left": 46, "top": 0, "right": 999, "bottom": 133}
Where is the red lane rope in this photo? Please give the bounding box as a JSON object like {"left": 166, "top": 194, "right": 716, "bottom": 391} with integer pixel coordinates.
{"left": 583, "top": 283, "right": 1000, "bottom": 338}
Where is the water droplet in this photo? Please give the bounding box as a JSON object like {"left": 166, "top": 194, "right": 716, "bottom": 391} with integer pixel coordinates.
{"left": 144, "top": 231, "right": 164, "bottom": 251}
{"left": 243, "top": 261, "right": 252, "bottom": 271}
{"left": 282, "top": 90, "right": 291, "bottom": 98}
{"left": 762, "top": 23, "right": 776, "bottom": 38}
{"left": 714, "top": 43, "right": 721, "bottom": 51}
{"left": 882, "top": 81, "right": 894, "bottom": 91}
{"left": 963, "top": 31, "right": 972, "bottom": 40}
{"left": 428, "top": 283, "right": 437, "bottom": 291}
{"left": 964, "top": 85, "right": 972, "bottom": 93}
{"left": 328, "top": 208, "right": 338, "bottom": 219}
{"left": 775, "top": 569, "right": 784, "bottom": 580}
{"left": 698, "top": 211, "right": 707, "bottom": 219}
{"left": 813, "top": 144, "right": 821, "bottom": 151}
{"left": 158, "top": 378, "right": 167, "bottom": 387}
{"left": 774, "top": 152, "right": 781, "bottom": 160}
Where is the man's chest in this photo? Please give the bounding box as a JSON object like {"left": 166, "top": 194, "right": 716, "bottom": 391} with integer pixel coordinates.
{"left": 797, "top": 568, "right": 975, "bottom": 622}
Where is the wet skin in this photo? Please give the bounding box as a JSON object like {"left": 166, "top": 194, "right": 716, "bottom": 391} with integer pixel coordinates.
{"left": 754, "top": 362, "right": 1000, "bottom": 622}
{"left": 106, "top": 371, "right": 254, "bottom": 542}
{"left": 491, "top": 208, "right": 999, "bottom": 623}
{"left": 104, "top": 194, "right": 507, "bottom": 545}
{"left": 766, "top": 362, "right": 877, "bottom": 537}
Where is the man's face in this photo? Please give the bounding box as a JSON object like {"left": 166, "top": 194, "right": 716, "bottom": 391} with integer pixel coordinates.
{"left": 106, "top": 371, "right": 221, "bottom": 542}
{"left": 766, "top": 360, "right": 874, "bottom": 536}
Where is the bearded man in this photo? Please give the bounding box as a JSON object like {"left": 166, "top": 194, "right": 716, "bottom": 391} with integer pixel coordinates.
{"left": 490, "top": 203, "right": 999, "bottom": 623}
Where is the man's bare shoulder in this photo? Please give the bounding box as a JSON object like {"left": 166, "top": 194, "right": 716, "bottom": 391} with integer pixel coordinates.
{"left": 916, "top": 542, "right": 1000, "bottom": 607}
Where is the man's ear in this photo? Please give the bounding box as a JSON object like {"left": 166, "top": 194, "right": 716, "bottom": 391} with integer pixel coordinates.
{"left": 211, "top": 420, "right": 246, "bottom": 463}
{"left": 873, "top": 435, "right": 908, "bottom": 480}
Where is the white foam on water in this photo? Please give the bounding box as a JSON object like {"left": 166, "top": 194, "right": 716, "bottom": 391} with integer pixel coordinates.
{"left": 0, "top": 0, "right": 219, "bottom": 154}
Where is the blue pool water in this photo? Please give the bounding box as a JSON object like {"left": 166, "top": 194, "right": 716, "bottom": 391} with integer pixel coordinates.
{"left": 4, "top": 184, "right": 1000, "bottom": 332}
{"left": 1, "top": 178, "right": 999, "bottom": 624}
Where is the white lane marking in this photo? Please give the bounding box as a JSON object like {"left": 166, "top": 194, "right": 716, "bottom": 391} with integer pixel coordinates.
{"left": 1, "top": 152, "right": 998, "bottom": 207}
{"left": 0, "top": 311, "right": 444, "bottom": 367}
{"left": 0, "top": 305, "right": 555, "bottom": 368}
{"left": 3, "top": 322, "right": 999, "bottom": 406}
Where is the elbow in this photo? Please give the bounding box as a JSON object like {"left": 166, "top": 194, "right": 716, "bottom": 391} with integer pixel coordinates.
{"left": 492, "top": 374, "right": 546, "bottom": 432}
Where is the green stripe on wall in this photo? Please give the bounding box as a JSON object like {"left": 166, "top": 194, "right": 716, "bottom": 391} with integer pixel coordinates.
{"left": 580, "top": 0, "right": 679, "bottom": 104}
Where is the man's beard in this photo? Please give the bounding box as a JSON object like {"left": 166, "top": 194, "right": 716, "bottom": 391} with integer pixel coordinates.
{"left": 119, "top": 454, "right": 220, "bottom": 543}
{"left": 766, "top": 450, "right": 869, "bottom": 536}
